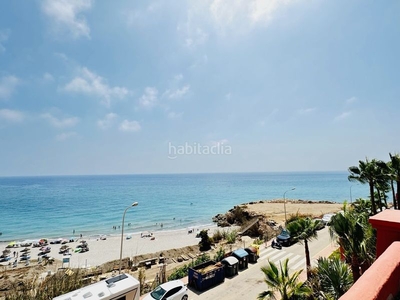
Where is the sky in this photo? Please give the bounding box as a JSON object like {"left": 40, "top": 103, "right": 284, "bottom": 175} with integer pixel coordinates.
{"left": 0, "top": 0, "right": 399, "bottom": 176}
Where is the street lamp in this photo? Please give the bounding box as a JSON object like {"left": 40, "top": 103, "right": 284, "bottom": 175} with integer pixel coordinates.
{"left": 283, "top": 188, "right": 296, "bottom": 224}
{"left": 350, "top": 184, "right": 359, "bottom": 204}
{"left": 119, "top": 201, "right": 138, "bottom": 274}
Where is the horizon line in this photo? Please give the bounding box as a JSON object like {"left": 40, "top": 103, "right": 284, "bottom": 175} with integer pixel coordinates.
{"left": 0, "top": 170, "right": 349, "bottom": 179}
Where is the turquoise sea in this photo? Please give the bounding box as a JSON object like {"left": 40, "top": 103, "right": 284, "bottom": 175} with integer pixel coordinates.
{"left": 0, "top": 172, "right": 367, "bottom": 242}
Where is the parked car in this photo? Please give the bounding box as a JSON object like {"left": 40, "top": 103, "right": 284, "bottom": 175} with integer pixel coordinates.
{"left": 322, "top": 213, "right": 335, "bottom": 225}
{"left": 276, "top": 229, "right": 292, "bottom": 246}
{"left": 313, "top": 218, "right": 326, "bottom": 230}
{"left": 143, "top": 280, "right": 188, "bottom": 300}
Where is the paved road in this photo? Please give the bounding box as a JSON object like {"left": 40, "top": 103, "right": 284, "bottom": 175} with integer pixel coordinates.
{"left": 186, "top": 227, "right": 335, "bottom": 300}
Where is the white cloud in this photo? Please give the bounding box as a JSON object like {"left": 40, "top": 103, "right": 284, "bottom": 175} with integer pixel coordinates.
{"left": 97, "top": 113, "right": 118, "bottom": 129}
{"left": 56, "top": 131, "right": 77, "bottom": 141}
{"left": 0, "top": 109, "right": 24, "bottom": 122}
{"left": 167, "top": 111, "right": 183, "bottom": 119}
{"left": 0, "top": 29, "right": 10, "bottom": 53}
{"left": 139, "top": 87, "right": 158, "bottom": 108}
{"left": 124, "top": 2, "right": 162, "bottom": 27}
{"left": 174, "top": 74, "right": 183, "bottom": 81}
{"left": 298, "top": 107, "right": 316, "bottom": 114}
{"left": 41, "top": 0, "right": 93, "bottom": 39}
{"left": 334, "top": 111, "right": 351, "bottom": 121}
{"left": 164, "top": 85, "right": 190, "bottom": 99}
{"left": 42, "top": 72, "right": 54, "bottom": 83}
{"left": 41, "top": 113, "right": 79, "bottom": 128}
{"left": 119, "top": 120, "right": 141, "bottom": 132}
{"left": 346, "top": 96, "right": 357, "bottom": 105}
{"left": 178, "top": 0, "right": 298, "bottom": 41}
{"left": 64, "top": 67, "right": 129, "bottom": 107}
{"left": 0, "top": 76, "right": 19, "bottom": 100}
{"left": 209, "top": 0, "right": 296, "bottom": 31}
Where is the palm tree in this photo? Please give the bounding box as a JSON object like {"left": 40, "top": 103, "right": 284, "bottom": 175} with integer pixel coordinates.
{"left": 258, "top": 258, "right": 312, "bottom": 300}
{"left": 348, "top": 158, "right": 384, "bottom": 215}
{"left": 313, "top": 257, "right": 353, "bottom": 299}
{"left": 389, "top": 153, "right": 400, "bottom": 209}
{"left": 350, "top": 198, "right": 371, "bottom": 215}
{"left": 286, "top": 217, "right": 321, "bottom": 280}
{"left": 329, "top": 208, "right": 375, "bottom": 281}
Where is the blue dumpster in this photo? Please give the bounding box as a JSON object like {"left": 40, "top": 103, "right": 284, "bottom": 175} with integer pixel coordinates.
{"left": 232, "top": 248, "right": 249, "bottom": 270}
{"left": 188, "top": 260, "right": 225, "bottom": 291}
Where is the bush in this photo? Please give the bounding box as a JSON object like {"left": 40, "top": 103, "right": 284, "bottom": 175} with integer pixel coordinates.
{"left": 212, "top": 229, "right": 224, "bottom": 243}
{"left": 198, "top": 229, "right": 212, "bottom": 251}
{"left": 167, "top": 254, "right": 210, "bottom": 280}
{"left": 286, "top": 211, "right": 313, "bottom": 225}
{"left": 226, "top": 230, "right": 238, "bottom": 244}
{"left": 5, "top": 268, "right": 87, "bottom": 300}
{"left": 329, "top": 248, "right": 341, "bottom": 260}
{"left": 253, "top": 238, "right": 264, "bottom": 245}
{"left": 213, "top": 247, "right": 225, "bottom": 262}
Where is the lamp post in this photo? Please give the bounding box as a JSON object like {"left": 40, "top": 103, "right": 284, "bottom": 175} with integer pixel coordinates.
{"left": 119, "top": 202, "right": 138, "bottom": 274}
{"left": 283, "top": 188, "right": 296, "bottom": 224}
{"left": 350, "top": 185, "right": 353, "bottom": 203}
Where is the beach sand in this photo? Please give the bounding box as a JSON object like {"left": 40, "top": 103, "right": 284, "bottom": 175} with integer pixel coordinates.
{"left": 0, "top": 200, "right": 344, "bottom": 270}
{"left": 0, "top": 225, "right": 215, "bottom": 270}
{"left": 241, "top": 199, "right": 343, "bottom": 223}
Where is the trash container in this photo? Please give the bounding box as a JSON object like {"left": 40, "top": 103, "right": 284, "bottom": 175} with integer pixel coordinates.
{"left": 245, "top": 246, "right": 258, "bottom": 263}
{"left": 232, "top": 248, "right": 249, "bottom": 270}
{"left": 221, "top": 256, "right": 239, "bottom": 277}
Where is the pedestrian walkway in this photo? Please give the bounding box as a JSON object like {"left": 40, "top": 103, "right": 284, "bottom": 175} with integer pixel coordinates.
{"left": 252, "top": 246, "right": 318, "bottom": 273}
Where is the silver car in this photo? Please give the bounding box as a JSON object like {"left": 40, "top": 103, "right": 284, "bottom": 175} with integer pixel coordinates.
{"left": 143, "top": 280, "right": 188, "bottom": 300}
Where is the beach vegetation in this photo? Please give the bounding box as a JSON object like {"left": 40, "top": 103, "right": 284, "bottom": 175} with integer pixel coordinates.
{"left": 350, "top": 198, "right": 371, "bottom": 215}
{"left": 307, "top": 257, "right": 353, "bottom": 300}
{"left": 348, "top": 158, "right": 386, "bottom": 215}
{"left": 167, "top": 254, "right": 210, "bottom": 281}
{"left": 286, "top": 211, "right": 313, "bottom": 225}
{"left": 213, "top": 246, "right": 225, "bottom": 262}
{"left": 198, "top": 229, "right": 213, "bottom": 251}
{"left": 388, "top": 153, "right": 400, "bottom": 209}
{"left": 253, "top": 238, "right": 264, "bottom": 245}
{"left": 329, "top": 206, "right": 376, "bottom": 282}
{"left": 286, "top": 217, "right": 321, "bottom": 280}
{"left": 258, "top": 258, "right": 312, "bottom": 300}
{"left": 4, "top": 268, "right": 86, "bottom": 300}
{"left": 226, "top": 230, "right": 238, "bottom": 244}
{"left": 212, "top": 229, "right": 225, "bottom": 242}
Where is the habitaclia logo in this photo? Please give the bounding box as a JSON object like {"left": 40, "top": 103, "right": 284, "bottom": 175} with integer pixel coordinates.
{"left": 168, "top": 142, "right": 232, "bottom": 159}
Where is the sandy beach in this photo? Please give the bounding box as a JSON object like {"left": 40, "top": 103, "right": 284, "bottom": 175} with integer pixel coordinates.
{"left": 0, "top": 225, "right": 216, "bottom": 270}
{"left": 0, "top": 200, "right": 343, "bottom": 271}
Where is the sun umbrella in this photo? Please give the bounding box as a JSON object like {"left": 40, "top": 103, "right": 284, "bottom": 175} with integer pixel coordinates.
{"left": 7, "top": 241, "right": 16, "bottom": 248}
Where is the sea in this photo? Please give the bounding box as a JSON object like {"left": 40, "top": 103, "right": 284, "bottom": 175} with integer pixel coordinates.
{"left": 0, "top": 172, "right": 368, "bottom": 242}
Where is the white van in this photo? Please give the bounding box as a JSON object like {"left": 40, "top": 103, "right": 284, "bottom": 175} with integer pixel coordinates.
{"left": 53, "top": 273, "right": 140, "bottom": 300}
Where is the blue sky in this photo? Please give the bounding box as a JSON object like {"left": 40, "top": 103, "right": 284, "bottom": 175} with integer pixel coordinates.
{"left": 0, "top": 0, "right": 399, "bottom": 176}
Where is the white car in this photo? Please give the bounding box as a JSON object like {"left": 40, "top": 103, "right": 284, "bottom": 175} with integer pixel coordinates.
{"left": 322, "top": 213, "right": 335, "bottom": 225}
{"left": 143, "top": 280, "right": 188, "bottom": 300}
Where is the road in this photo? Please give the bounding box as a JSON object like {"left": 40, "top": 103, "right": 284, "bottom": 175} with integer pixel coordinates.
{"left": 186, "top": 227, "right": 335, "bottom": 300}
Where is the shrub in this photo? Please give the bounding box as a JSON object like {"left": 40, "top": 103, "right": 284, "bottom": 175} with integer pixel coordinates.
{"left": 212, "top": 229, "right": 224, "bottom": 243}
{"left": 167, "top": 254, "right": 210, "bottom": 280}
{"left": 213, "top": 247, "right": 225, "bottom": 262}
{"left": 198, "top": 229, "right": 212, "bottom": 251}
{"left": 226, "top": 230, "right": 237, "bottom": 244}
